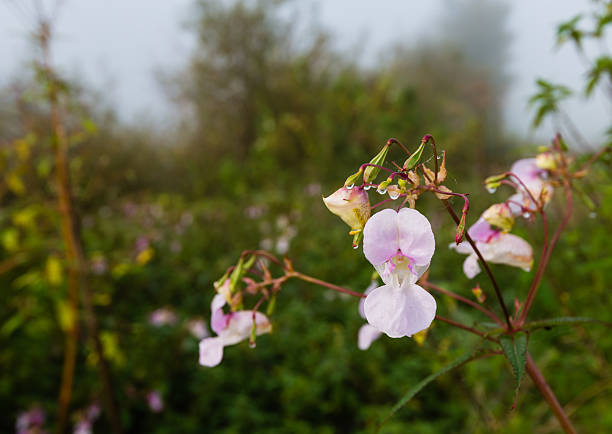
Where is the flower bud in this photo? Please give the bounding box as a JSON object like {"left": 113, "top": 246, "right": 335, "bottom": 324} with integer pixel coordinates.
{"left": 344, "top": 169, "right": 363, "bottom": 188}
{"left": 323, "top": 186, "right": 370, "bottom": 231}
{"left": 363, "top": 143, "right": 390, "bottom": 183}
{"left": 536, "top": 152, "right": 558, "bottom": 170}
{"left": 482, "top": 203, "right": 514, "bottom": 232}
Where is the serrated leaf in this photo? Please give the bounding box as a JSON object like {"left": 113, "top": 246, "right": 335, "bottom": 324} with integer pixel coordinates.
{"left": 377, "top": 343, "right": 486, "bottom": 432}
{"left": 500, "top": 333, "right": 528, "bottom": 392}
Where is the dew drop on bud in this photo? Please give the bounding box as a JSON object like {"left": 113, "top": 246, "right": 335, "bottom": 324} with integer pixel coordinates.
{"left": 486, "top": 186, "right": 497, "bottom": 194}
{"left": 377, "top": 187, "right": 387, "bottom": 195}
{"left": 364, "top": 185, "right": 372, "bottom": 190}
{"left": 346, "top": 184, "right": 354, "bottom": 190}
{"left": 389, "top": 190, "right": 400, "bottom": 200}
{"left": 352, "top": 244, "right": 359, "bottom": 250}
{"left": 249, "top": 341, "right": 256, "bottom": 349}
{"left": 522, "top": 212, "right": 531, "bottom": 219}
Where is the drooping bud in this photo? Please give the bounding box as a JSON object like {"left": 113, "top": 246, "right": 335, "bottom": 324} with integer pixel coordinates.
{"left": 376, "top": 177, "right": 393, "bottom": 194}
{"left": 344, "top": 169, "right": 363, "bottom": 188}
{"left": 402, "top": 141, "right": 425, "bottom": 170}
{"left": 471, "top": 284, "right": 485, "bottom": 303}
{"left": 363, "top": 143, "right": 390, "bottom": 183}
{"left": 484, "top": 173, "right": 507, "bottom": 193}
{"left": 482, "top": 203, "right": 514, "bottom": 232}
{"left": 323, "top": 186, "right": 370, "bottom": 231}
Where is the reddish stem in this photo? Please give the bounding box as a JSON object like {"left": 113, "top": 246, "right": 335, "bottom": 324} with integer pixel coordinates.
{"left": 525, "top": 353, "right": 577, "bottom": 434}
{"left": 422, "top": 281, "right": 504, "bottom": 327}
{"left": 441, "top": 200, "right": 512, "bottom": 330}
{"left": 518, "top": 179, "right": 572, "bottom": 325}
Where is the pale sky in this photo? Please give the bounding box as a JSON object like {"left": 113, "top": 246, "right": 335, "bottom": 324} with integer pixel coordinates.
{"left": 1, "top": 0, "right": 610, "bottom": 146}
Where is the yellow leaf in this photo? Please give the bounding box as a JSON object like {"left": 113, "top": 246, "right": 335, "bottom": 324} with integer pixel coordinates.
{"left": 2, "top": 229, "right": 19, "bottom": 252}
{"left": 6, "top": 173, "right": 25, "bottom": 195}
{"left": 136, "top": 248, "right": 154, "bottom": 265}
{"left": 45, "top": 255, "right": 63, "bottom": 286}
{"left": 56, "top": 299, "right": 76, "bottom": 332}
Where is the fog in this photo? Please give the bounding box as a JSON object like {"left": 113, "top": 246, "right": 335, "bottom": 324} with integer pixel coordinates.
{"left": 1, "top": 0, "right": 610, "bottom": 144}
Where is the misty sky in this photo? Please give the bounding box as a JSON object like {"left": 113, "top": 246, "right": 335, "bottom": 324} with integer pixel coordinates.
{"left": 1, "top": 0, "right": 610, "bottom": 146}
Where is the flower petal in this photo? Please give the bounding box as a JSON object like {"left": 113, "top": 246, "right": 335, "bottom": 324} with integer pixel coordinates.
{"left": 364, "top": 281, "right": 436, "bottom": 338}
{"left": 363, "top": 208, "right": 400, "bottom": 265}
{"left": 219, "top": 311, "right": 272, "bottom": 346}
{"left": 482, "top": 233, "right": 533, "bottom": 271}
{"left": 463, "top": 254, "right": 481, "bottom": 279}
{"left": 359, "top": 281, "right": 378, "bottom": 319}
{"left": 397, "top": 208, "right": 435, "bottom": 266}
{"left": 199, "top": 337, "right": 224, "bottom": 367}
{"left": 358, "top": 324, "right": 382, "bottom": 350}
{"left": 468, "top": 218, "right": 499, "bottom": 243}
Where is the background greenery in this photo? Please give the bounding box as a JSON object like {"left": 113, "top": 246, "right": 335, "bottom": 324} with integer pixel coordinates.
{"left": 1, "top": 0, "right": 611, "bottom": 432}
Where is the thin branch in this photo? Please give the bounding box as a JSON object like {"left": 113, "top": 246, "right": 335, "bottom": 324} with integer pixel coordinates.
{"left": 441, "top": 200, "right": 513, "bottom": 330}
{"left": 421, "top": 281, "right": 504, "bottom": 327}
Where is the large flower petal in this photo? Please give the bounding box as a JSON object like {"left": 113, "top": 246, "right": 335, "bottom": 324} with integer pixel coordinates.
{"left": 483, "top": 233, "right": 533, "bottom": 271}
{"left": 199, "top": 337, "right": 224, "bottom": 367}
{"left": 463, "top": 254, "right": 481, "bottom": 279}
{"left": 364, "top": 281, "right": 436, "bottom": 338}
{"left": 363, "top": 208, "right": 400, "bottom": 265}
{"left": 397, "top": 208, "right": 435, "bottom": 266}
{"left": 358, "top": 324, "right": 382, "bottom": 350}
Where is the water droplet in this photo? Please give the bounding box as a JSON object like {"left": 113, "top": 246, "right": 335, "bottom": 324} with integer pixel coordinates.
{"left": 389, "top": 190, "right": 400, "bottom": 200}
{"left": 486, "top": 186, "right": 497, "bottom": 194}
{"left": 377, "top": 187, "right": 387, "bottom": 195}
{"left": 589, "top": 212, "right": 597, "bottom": 219}
{"left": 364, "top": 185, "right": 372, "bottom": 190}
{"left": 352, "top": 244, "right": 359, "bottom": 250}
{"left": 249, "top": 341, "right": 256, "bottom": 349}
{"left": 522, "top": 212, "right": 531, "bottom": 219}
{"left": 345, "top": 184, "right": 354, "bottom": 190}
{"left": 437, "top": 155, "right": 442, "bottom": 160}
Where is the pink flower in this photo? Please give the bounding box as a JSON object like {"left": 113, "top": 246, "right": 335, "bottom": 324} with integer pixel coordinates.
{"left": 199, "top": 293, "right": 272, "bottom": 367}
{"left": 451, "top": 218, "right": 533, "bottom": 279}
{"left": 187, "top": 319, "right": 209, "bottom": 340}
{"left": 148, "top": 308, "right": 178, "bottom": 326}
{"left": 146, "top": 390, "right": 164, "bottom": 413}
{"left": 508, "top": 158, "right": 553, "bottom": 215}
{"left": 357, "top": 281, "right": 382, "bottom": 350}
{"left": 361, "top": 208, "right": 436, "bottom": 338}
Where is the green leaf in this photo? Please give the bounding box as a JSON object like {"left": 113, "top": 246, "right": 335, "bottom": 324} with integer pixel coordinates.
{"left": 499, "top": 333, "right": 528, "bottom": 393}
{"left": 377, "top": 344, "right": 486, "bottom": 432}
{"left": 523, "top": 316, "right": 611, "bottom": 332}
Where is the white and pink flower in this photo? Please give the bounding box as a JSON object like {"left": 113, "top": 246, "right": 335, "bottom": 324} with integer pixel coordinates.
{"left": 451, "top": 218, "right": 533, "bottom": 279}
{"left": 199, "top": 292, "right": 272, "bottom": 367}
{"left": 361, "top": 208, "right": 436, "bottom": 338}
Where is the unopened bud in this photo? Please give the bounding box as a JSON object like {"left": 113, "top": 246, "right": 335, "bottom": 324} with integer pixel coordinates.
{"left": 344, "top": 169, "right": 363, "bottom": 188}
{"left": 376, "top": 177, "right": 393, "bottom": 194}
{"left": 403, "top": 141, "right": 426, "bottom": 170}
{"left": 363, "top": 143, "right": 390, "bottom": 183}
